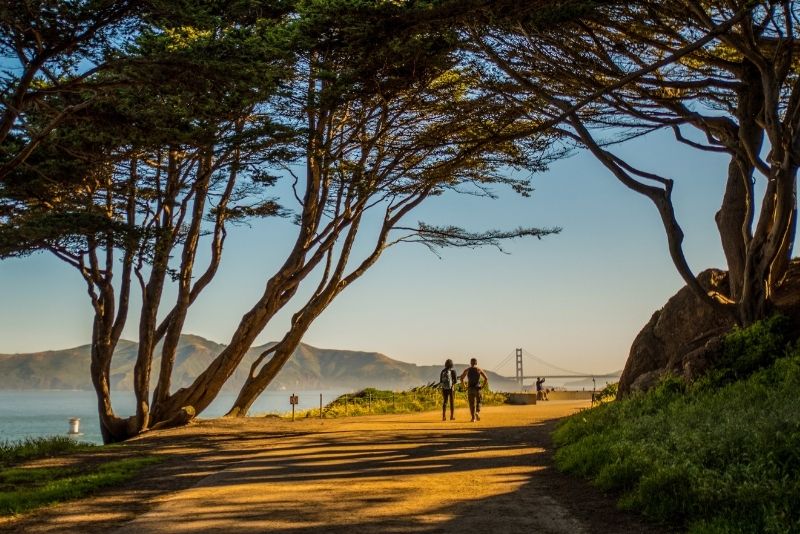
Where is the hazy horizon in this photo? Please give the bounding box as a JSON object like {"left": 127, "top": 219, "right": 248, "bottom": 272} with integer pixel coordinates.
{"left": 0, "top": 333, "right": 624, "bottom": 378}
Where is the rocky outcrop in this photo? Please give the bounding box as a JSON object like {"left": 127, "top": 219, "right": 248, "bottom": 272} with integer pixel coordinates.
{"left": 773, "top": 260, "right": 800, "bottom": 331}
{"left": 618, "top": 262, "right": 800, "bottom": 397}
{"left": 617, "top": 269, "right": 735, "bottom": 397}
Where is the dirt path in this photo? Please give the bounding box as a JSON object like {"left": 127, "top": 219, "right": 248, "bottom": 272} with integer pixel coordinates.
{"left": 1, "top": 401, "right": 668, "bottom": 534}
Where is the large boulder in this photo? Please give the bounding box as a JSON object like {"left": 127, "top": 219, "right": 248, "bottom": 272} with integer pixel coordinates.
{"left": 618, "top": 261, "right": 800, "bottom": 397}
{"left": 617, "top": 269, "right": 735, "bottom": 397}
{"left": 773, "top": 260, "right": 800, "bottom": 330}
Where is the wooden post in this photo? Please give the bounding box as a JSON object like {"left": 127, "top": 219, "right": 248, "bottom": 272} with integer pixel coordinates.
{"left": 320, "top": 393, "right": 323, "bottom": 419}
{"left": 290, "top": 394, "right": 298, "bottom": 422}
{"left": 345, "top": 394, "right": 348, "bottom": 416}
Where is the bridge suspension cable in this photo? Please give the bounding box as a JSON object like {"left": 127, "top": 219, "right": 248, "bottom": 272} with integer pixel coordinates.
{"left": 520, "top": 348, "right": 588, "bottom": 377}
{"left": 492, "top": 350, "right": 516, "bottom": 374}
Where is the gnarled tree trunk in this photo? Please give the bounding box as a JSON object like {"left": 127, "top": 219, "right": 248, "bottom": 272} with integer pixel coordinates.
{"left": 715, "top": 62, "right": 763, "bottom": 300}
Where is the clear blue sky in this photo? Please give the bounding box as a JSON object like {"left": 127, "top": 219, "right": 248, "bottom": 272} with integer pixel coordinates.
{"left": 1, "top": 129, "right": 782, "bottom": 377}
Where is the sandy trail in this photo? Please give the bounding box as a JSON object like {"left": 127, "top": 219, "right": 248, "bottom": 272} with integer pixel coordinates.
{"left": 1, "top": 401, "right": 667, "bottom": 534}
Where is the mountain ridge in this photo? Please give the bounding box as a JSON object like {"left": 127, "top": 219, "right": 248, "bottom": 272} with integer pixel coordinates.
{"left": 0, "top": 335, "right": 521, "bottom": 392}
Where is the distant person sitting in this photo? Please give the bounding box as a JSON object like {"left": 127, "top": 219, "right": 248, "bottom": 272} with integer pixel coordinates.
{"left": 460, "top": 358, "right": 489, "bottom": 422}
{"left": 536, "top": 377, "right": 547, "bottom": 401}
{"left": 439, "top": 359, "right": 457, "bottom": 421}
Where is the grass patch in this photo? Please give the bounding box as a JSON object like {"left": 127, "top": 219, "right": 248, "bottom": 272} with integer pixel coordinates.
{"left": 0, "top": 436, "right": 95, "bottom": 468}
{"left": 552, "top": 317, "right": 800, "bottom": 533}
{"left": 0, "top": 455, "right": 161, "bottom": 516}
{"left": 298, "top": 385, "right": 508, "bottom": 418}
{"left": 0, "top": 437, "right": 160, "bottom": 516}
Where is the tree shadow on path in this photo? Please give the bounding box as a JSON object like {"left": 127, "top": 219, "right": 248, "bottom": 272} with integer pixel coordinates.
{"left": 111, "top": 417, "right": 672, "bottom": 534}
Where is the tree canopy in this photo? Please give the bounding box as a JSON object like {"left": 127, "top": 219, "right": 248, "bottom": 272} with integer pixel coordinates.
{"left": 466, "top": 0, "right": 800, "bottom": 325}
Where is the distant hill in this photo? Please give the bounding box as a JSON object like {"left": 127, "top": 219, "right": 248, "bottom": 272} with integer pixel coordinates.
{"left": 0, "top": 335, "right": 520, "bottom": 392}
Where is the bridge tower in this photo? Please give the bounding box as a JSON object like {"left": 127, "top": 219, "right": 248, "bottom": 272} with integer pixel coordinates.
{"left": 515, "top": 348, "right": 523, "bottom": 387}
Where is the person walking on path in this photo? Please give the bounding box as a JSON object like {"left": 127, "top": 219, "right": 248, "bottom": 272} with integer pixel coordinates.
{"left": 439, "top": 359, "right": 457, "bottom": 421}
{"left": 460, "top": 358, "right": 489, "bottom": 422}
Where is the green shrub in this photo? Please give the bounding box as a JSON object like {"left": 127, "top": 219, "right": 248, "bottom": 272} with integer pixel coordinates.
{"left": 711, "top": 314, "right": 790, "bottom": 385}
{"left": 297, "top": 385, "right": 508, "bottom": 418}
{"left": 552, "top": 317, "right": 800, "bottom": 533}
{"left": 595, "top": 382, "right": 618, "bottom": 403}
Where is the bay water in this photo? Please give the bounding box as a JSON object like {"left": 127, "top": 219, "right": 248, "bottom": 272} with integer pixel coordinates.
{"left": 0, "top": 389, "right": 347, "bottom": 445}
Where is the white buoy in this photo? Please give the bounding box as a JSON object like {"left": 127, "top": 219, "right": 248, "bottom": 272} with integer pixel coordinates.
{"left": 68, "top": 417, "right": 81, "bottom": 435}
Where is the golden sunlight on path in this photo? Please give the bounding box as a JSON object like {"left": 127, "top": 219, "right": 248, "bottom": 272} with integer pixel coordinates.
{"left": 107, "top": 401, "right": 663, "bottom": 534}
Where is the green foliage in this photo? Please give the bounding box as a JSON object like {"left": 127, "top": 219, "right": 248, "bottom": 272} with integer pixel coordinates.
{"left": 0, "top": 436, "right": 94, "bottom": 468}
{"left": 0, "top": 455, "right": 161, "bottom": 516}
{"left": 297, "top": 385, "right": 508, "bottom": 418}
{"left": 293, "top": 0, "right": 460, "bottom": 97}
{"left": 552, "top": 318, "right": 800, "bottom": 533}
{"left": 595, "top": 381, "right": 618, "bottom": 404}
{"left": 710, "top": 314, "right": 791, "bottom": 385}
{"left": 1, "top": 0, "right": 297, "bottom": 258}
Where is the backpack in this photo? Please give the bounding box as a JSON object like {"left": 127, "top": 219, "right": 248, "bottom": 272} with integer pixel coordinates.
{"left": 440, "top": 368, "right": 456, "bottom": 390}
{"left": 467, "top": 367, "right": 481, "bottom": 388}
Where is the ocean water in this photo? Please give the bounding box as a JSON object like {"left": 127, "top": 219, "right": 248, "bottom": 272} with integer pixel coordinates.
{"left": 0, "top": 389, "right": 347, "bottom": 445}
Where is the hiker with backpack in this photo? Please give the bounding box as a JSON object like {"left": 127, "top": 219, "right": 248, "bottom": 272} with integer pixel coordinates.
{"left": 460, "top": 358, "right": 489, "bottom": 422}
{"left": 439, "top": 359, "right": 457, "bottom": 421}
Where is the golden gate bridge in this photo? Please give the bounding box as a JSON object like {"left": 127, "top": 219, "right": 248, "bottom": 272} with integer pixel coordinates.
{"left": 492, "top": 348, "right": 621, "bottom": 388}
